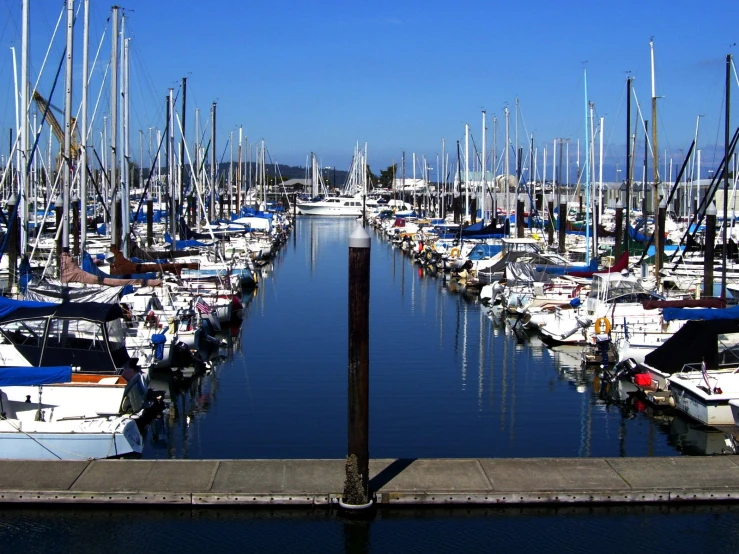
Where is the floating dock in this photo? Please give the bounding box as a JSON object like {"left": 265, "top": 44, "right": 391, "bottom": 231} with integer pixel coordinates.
{"left": 2, "top": 457, "right": 739, "bottom": 506}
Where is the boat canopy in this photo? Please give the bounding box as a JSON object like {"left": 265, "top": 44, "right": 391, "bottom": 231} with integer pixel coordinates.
{"left": 644, "top": 319, "right": 739, "bottom": 372}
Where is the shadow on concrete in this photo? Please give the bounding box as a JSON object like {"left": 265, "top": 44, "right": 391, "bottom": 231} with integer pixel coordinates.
{"left": 370, "top": 458, "right": 416, "bottom": 492}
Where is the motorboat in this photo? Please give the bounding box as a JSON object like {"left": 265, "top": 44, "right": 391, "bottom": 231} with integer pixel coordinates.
{"left": 0, "top": 365, "right": 146, "bottom": 460}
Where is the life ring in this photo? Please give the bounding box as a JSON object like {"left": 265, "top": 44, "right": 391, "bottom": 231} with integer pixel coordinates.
{"left": 594, "top": 317, "right": 611, "bottom": 335}
{"left": 450, "top": 247, "right": 461, "bottom": 258}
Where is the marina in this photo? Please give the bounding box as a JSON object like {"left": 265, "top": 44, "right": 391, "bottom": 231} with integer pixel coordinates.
{"left": 2, "top": 1, "right": 739, "bottom": 549}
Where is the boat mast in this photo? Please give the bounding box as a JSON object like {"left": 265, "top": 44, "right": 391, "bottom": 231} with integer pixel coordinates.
{"left": 624, "top": 76, "right": 632, "bottom": 255}
{"left": 481, "top": 110, "right": 487, "bottom": 224}
{"left": 210, "top": 102, "right": 216, "bottom": 220}
{"left": 722, "top": 54, "right": 731, "bottom": 300}
{"left": 80, "top": 0, "right": 90, "bottom": 256}
{"left": 121, "top": 16, "right": 130, "bottom": 257}
{"left": 650, "top": 37, "right": 661, "bottom": 284}
{"left": 598, "top": 116, "right": 604, "bottom": 221}
{"left": 504, "top": 107, "right": 510, "bottom": 236}
{"left": 464, "top": 123, "right": 469, "bottom": 220}
{"left": 237, "top": 125, "right": 242, "bottom": 213}
{"left": 168, "top": 89, "right": 175, "bottom": 248}
{"left": 20, "top": 0, "right": 29, "bottom": 261}
{"left": 492, "top": 115, "right": 497, "bottom": 218}
{"left": 109, "top": 6, "right": 119, "bottom": 250}
{"left": 583, "top": 68, "right": 591, "bottom": 264}
{"left": 61, "top": 0, "right": 74, "bottom": 257}
{"left": 180, "top": 76, "right": 187, "bottom": 224}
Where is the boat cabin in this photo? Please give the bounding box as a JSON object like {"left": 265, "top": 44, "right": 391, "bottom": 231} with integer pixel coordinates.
{"left": 0, "top": 299, "right": 131, "bottom": 373}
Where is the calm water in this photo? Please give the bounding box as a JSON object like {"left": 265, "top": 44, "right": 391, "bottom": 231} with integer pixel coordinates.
{"left": 143, "top": 216, "right": 725, "bottom": 460}
{"left": 5, "top": 216, "right": 739, "bottom": 551}
{"left": 3, "top": 504, "right": 739, "bottom": 553}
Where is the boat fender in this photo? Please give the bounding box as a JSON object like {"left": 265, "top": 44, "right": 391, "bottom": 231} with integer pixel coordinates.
{"left": 594, "top": 317, "right": 611, "bottom": 335}
{"left": 450, "top": 247, "right": 460, "bottom": 258}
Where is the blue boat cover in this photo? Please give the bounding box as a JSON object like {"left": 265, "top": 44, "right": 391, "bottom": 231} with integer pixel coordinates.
{"left": 150, "top": 332, "right": 167, "bottom": 361}
{"left": 0, "top": 296, "right": 55, "bottom": 320}
{"left": 662, "top": 304, "right": 739, "bottom": 322}
{"left": 0, "top": 365, "right": 72, "bottom": 386}
{"left": 164, "top": 233, "right": 212, "bottom": 248}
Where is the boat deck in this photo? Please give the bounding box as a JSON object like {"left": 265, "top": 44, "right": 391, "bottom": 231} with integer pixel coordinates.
{"left": 2, "top": 457, "right": 739, "bottom": 506}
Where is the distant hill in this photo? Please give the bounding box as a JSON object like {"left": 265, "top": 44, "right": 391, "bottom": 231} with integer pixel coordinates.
{"left": 140, "top": 162, "right": 349, "bottom": 187}
{"left": 217, "top": 162, "right": 348, "bottom": 186}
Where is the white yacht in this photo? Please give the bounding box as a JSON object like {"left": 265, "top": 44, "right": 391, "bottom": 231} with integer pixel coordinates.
{"left": 297, "top": 194, "right": 377, "bottom": 216}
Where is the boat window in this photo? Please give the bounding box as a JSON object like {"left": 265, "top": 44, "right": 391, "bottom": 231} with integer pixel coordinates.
{"left": 0, "top": 318, "right": 46, "bottom": 347}
{"left": 718, "top": 333, "right": 739, "bottom": 365}
{"left": 46, "top": 318, "right": 106, "bottom": 351}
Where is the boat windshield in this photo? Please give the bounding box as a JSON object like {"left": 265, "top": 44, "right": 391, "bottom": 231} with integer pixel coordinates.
{"left": 0, "top": 318, "right": 46, "bottom": 347}
{"left": 589, "top": 274, "right": 648, "bottom": 302}
{"left": 47, "top": 318, "right": 107, "bottom": 351}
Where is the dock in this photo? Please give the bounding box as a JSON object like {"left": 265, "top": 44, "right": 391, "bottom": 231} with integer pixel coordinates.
{"left": 3, "top": 457, "right": 739, "bottom": 507}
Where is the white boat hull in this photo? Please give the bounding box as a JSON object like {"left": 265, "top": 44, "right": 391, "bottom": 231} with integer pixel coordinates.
{"left": 0, "top": 416, "right": 143, "bottom": 460}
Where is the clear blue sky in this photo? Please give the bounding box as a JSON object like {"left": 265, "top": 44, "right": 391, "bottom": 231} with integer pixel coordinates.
{"left": 1, "top": 0, "right": 736, "bottom": 181}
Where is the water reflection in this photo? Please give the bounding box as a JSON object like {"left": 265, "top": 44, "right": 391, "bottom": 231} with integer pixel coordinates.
{"left": 134, "top": 217, "right": 739, "bottom": 460}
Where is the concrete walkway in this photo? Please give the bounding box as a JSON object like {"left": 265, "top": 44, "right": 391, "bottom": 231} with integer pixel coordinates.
{"left": 2, "top": 457, "right": 739, "bottom": 506}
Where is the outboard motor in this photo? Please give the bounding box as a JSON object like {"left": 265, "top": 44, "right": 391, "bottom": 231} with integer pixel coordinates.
{"left": 558, "top": 316, "right": 592, "bottom": 340}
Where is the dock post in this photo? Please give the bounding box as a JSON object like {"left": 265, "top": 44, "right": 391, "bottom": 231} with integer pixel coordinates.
{"left": 146, "top": 199, "right": 154, "bottom": 248}
{"left": 345, "top": 225, "right": 371, "bottom": 506}
{"left": 704, "top": 202, "right": 716, "bottom": 298}
{"left": 614, "top": 200, "right": 623, "bottom": 259}
{"left": 558, "top": 195, "right": 567, "bottom": 254}
{"left": 547, "top": 194, "right": 554, "bottom": 246}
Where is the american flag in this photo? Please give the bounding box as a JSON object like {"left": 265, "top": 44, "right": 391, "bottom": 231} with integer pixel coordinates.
{"left": 195, "top": 299, "right": 212, "bottom": 314}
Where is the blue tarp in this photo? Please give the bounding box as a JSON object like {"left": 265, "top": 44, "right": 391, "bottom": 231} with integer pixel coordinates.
{"left": 150, "top": 332, "right": 167, "bottom": 361}
{"left": 628, "top": 223, "right": 649, "bottom": 242}
{"left": 164, "top": 233, "right": 212, "bottom": 248}
{"left": 662, "top": 304, "right": 739, "bottom": 322}
{"left": 646, "top": 245, "right": 686, "bottom": 257}
{"left": 0, "top": 365, "right": 72, "bottom": 386}
{"left": 0, "top": 296, "right": 55, "bottom": 320}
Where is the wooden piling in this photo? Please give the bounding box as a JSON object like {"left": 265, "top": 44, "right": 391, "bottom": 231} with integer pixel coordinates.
{"left": 346, "top": 225, "right": 371, "bottom": 504}
{"left": 547, "top": 196, "right": 554, "bottom": 246}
